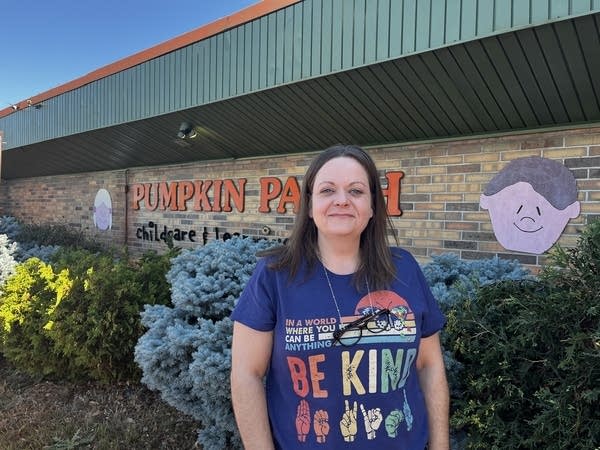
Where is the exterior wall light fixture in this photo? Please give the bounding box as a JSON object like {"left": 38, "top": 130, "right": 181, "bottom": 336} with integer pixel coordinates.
{"left": 177, "top": 122, "right": 197, "bottom": 139}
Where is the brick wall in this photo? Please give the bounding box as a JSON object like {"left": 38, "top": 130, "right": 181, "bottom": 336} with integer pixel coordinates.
{"left": 2, "top": 127, "right": 599, "bottom": 271}
{"left": 0, "top": 170, "right": 127, "bottom": 249}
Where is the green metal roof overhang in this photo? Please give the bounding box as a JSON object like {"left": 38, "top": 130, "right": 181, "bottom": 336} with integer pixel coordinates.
{"left": 1, "top": 0, "right": 600, "bottom": 179}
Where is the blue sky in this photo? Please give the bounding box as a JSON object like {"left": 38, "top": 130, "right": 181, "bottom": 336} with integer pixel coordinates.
{"left": 0, "top": 0, "right": 257, "bottom": 108}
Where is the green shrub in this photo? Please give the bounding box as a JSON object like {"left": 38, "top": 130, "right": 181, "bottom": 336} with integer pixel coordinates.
{"left": 0, "top": 258, "right": 74, "bottom": 377}
{"left": 448, "top": 221, "right": 600, "bottom": 449}
{"left": 0, "top": 248, "right": 176, "bottom": 382}
{"left": 17, "top": 222, "right": 105, "bottom": 252}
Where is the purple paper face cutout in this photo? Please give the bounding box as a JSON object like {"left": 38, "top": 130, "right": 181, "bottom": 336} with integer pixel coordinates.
{"left": 480, "top": 157, "right": 580, "bottom": 254}
{"left": 93, "top": 189, "right": 112, "bottom": 231}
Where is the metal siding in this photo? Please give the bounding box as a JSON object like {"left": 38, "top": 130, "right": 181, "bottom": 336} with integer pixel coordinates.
{"left": 368, "top": 63, "right": 434, "bottom": 135}
{"left": 228, "top": 30, "right": 238, "bottom": 98}
{"left": 445, "top": 0, "right": 461, "bottom": 44}
{"left": 430, "top": 0, "right": 446, "bottom": 48}
{"left": 461, "top": 0, "right": 478, "bottom": 40}
{"left": 534, "top": 25, "right": 582, "bottom": 122}
{"left": 376, "top": 0, "right": 391, "bottom": 59}
{"left": 302, "top": 1, "right": 312, "bottom": 77}
{"left": 436, "top": 47, "right": 496, "bottom": 130}
{"left": 236, "top": 27, "right": 244, "bottom": 95}
{"left": 402, "top": 0, "right": 417, "bottom": 54}
{"left": 251, "top": 21, "right": 260, "bottom": 91}
{"left": 364, "top": 0, "right": 378, "bottom": 64}
{"left": 577, "top": 15, "right": 600, "bottom": 115}
{"left": 341, "top": 0, "right": 355, "bottom": 69}
{"left": 463, "top": 40, "right": 522, "bottom": 128}
{"left": 244, "top": 24, "right": 253, "bottom": 93}
{"left": 311, "top": 0, "right": 323, "bottom": 75}
{"left": 513, "top": 0, "right": 532, "bottom": 27}
{"left": 494, "top": 0, "right": 512, "bottom": 29}
{"left": 331, "top": 0, "right": 343, "bottom": 71}
{"left": 484, "top": 36, "right": 540, "bottom": 127}
{"left": 519, "top": 27, "right": 569, "bottom": 123}
{"left": 418, "top": 52, "right": 476, "bottom": 133}
{"left": 530, "top": 0, "right": 550, "bottom": 22}
{"left": 293, "top": 2, "right": 303, "bottom": 80}
{"left": 283, "top": 7, "right": 294, "bottom": 83}
{"left": 500, "top": 32, "right": 554, "bottom": 124}
{"left": 259, "top": 17, "right": 269, "bottom": 89}
{"left": 556, "top": 18, "right": 600, "bottom": 120}
{"left": 389, "top": 0, "right": 403, "bottom": 56}
{"left": 354, "top": 0, "right": 366, "bottom": 66}
{"left": 216, "top": 33, "right": 224, "bottom": 100}
{"left": 549, "top": 0, "right": 569, "bottom": 20}
{"left": 4, "top": 1, "right": 600, "bottom": 153}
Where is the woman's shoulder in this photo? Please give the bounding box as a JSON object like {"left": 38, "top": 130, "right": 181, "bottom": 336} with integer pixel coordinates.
{"left": 389, "top": 246, "right": 419, "bottom": 266}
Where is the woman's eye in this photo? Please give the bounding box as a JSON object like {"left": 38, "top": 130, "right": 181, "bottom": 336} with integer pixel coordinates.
{"left": 349, "top": 189, "right": 364, "bottom": 195}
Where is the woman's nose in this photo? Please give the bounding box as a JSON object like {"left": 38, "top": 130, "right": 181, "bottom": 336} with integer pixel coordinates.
{"left": 334, "top": 192, "right": 349, "bottom": 206}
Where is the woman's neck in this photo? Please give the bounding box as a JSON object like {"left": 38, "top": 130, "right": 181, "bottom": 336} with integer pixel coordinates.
{"left": 317, "top": 238, "right": 360, "bottom": 275}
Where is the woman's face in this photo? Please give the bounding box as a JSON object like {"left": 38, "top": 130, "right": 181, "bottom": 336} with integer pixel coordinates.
{"left": 310, "top": 156, "right": 373, "bottom": 241}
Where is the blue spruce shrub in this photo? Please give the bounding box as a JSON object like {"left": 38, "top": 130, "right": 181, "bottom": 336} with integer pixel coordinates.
{"left": 0, "top": 216, "right": 22, "bottom": 241}
{"left": 0, "top": 216, "right": 59, "bottom": 269}
{"left": 0, "top": 234, "right": 19, "bottom": 286}
{"left": 422, "top": 253, "right": 531, "bottom": 312}
{"left": 16, "top": 243, "right": 60, "bottom": 263}
{"left": 135, "top": 237, "right": 278, "bottom": 450}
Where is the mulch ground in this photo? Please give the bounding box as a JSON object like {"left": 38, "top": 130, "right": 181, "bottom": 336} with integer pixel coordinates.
{"left": 0, "top": 356, "right": 200, "bottom": 449}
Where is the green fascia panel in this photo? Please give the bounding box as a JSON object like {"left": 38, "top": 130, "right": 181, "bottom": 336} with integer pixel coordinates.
{"left": 2, "top": 0, "right": 600, "bottom": 150}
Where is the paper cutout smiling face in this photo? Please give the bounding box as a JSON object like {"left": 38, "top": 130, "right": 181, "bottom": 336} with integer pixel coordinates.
{"left": 480, "top": 157, "right": 580, "bottom": 254}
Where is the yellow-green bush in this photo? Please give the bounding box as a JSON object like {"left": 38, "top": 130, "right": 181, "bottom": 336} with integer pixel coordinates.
{"left": 0, "top": 248, "right": 175, "bottom": 382}
{"left": 0, "top": 258, "right": 74, "bottom": 376}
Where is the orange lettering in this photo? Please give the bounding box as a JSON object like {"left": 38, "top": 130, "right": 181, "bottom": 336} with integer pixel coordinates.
{"left": 222, "top": 179, "right": 246, "bottom": 212}
{"left": 131, "top": 184, "right": 144, "bottom": 210}
{"left": 287, "top": 356, "right": 309, "bottom": 397}
{"left": 177, "top": 181, "right": 195, "bottom": 211}
{"left": 212, "top": 180, "right": 223, "bottom": 212}
{"left": 382, "top": 171, "right": 404, "bottom": 216}
{"left": 277, "top": 177, "right": 301, "bottom": 213}
{"left": 158, "top": 182, "right": 178, "bottom": 211}
{"left": 259, "top": 177, "right": 282, "bottom": 213}
{"left": 193, "top": 181, "right": 213, "bottom": 211}
{"left": 308, "top": 354, "right": 327, "bottom": 398}
{"left": 144, "top": 183, "right": 158, "bottom": 211}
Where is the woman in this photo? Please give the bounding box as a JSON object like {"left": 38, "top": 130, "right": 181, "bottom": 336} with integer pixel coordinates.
{"left": 231, "top": 145, "right": 449, "bottom": 449}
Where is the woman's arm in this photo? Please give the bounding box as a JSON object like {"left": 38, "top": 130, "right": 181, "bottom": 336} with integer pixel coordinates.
{"left": 416, "top": 332, "right": 450, "bottom": 450}
{"left": 230, "top": 321, "right": 275, "bottom": 450}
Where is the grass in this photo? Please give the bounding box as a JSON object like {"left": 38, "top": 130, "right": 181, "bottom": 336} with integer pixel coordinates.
{"left": 0, "top": 356, "right": 200, "bottom": 449}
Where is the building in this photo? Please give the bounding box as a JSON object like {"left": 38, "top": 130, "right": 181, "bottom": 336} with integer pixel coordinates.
{"left": 1, "top": 0, "right": 599, "bottom": 269}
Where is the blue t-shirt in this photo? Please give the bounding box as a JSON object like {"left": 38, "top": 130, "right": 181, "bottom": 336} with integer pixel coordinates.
{"left": 231, "top": 247, "right": 445, "bottom": 449}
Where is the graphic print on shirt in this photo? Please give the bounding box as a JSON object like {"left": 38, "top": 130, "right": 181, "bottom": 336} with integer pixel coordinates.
{"left": 284, "top": 289, "right": 418, "bottom": 445}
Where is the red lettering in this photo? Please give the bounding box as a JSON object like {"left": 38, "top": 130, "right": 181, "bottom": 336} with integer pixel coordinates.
{"left": 382, "top": 171, "right": 404, "bottom": 216}
{"left": 158, "top": 182, "right": 178, "bottom": 211}
{"left": 308, "top": 354, "right": 327, "bottom": 398}
{"left": 287, "top": 356, "right": 309, "bottom": 397}
{"left": 177, "top": 181, "right": 195, "bottom": 211}
{"left": 131, "top": 184, "right": 144, "bottom": 210}
{"left": 277, "top": 177, "right": 301, "bottom": 213}
{"left": 193, "top": 181, "right": 213, "bottom": 211}
{"left": 259, "top": 177, "right": 282, "bottom": 213}
{"left": 212, "top": 180, "right": 223, "bottom": 212}
{"left": 222, "top": 179, "right": 246, "bottom": 212}
{"left": 144, "top": 183, "right": 158, "bottom": 211}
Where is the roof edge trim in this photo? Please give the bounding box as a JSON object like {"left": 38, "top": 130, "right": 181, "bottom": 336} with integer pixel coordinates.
{"left": 0, "top": 0, "right": 301, "bottom": 119}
